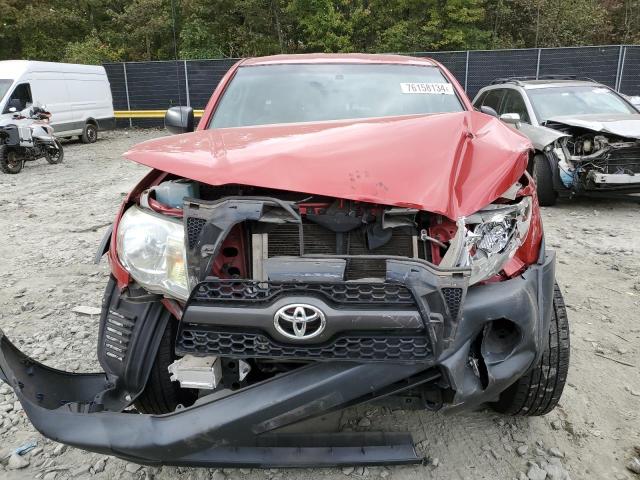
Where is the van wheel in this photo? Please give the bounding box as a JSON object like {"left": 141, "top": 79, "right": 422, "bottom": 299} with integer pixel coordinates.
{"left": 491, "top": 284, "right": 570, "bottom": 416}
{"left": 81, "top": 123, "right": 98, "bottom": 143}
{"left": 0, "top": 146, "right": 24, "bottom": 174}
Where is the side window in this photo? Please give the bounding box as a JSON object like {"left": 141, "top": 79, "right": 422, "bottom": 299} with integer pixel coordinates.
{"left": 3, "top": 83, "right": 32, "bottom": 113}
{"left": 472, "top": 91, "right": 487, "bottom": 109}
{"left": 501, "top": 90, "right": 530, "bottom": 123}
{"left": 482, "top": 89, "right": 504, "bottom": 112}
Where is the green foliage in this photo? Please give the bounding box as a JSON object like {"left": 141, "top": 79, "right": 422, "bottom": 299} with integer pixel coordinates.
{"left": 63, "top": 33, "right": 125, "bottom": 64}
{"left": 0, "top": 0, "right": 638, "bottom": 62}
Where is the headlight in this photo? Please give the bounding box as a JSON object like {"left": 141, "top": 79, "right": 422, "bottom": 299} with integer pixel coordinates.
{"left": 443, "top": 197, "right": 532, "bottom": 285}
{"left": 116, "top": 206, "right": 188, "bottom": 300}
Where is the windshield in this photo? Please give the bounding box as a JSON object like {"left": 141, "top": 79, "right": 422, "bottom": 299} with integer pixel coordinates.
{"left": 0, "top": 80, "right": 13, "bottom": 103}
{"left": 210, "top": 64, "right": 464, "bottom": 128}
{"left": 528, "top": 85, "right": 637, "bottom": 123}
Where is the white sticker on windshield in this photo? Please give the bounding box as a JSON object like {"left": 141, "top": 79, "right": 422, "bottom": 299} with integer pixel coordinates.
{"left": 592, "top": 87, "right": 609, "bottom": 94}
{"left": 400, "top": 83, "right": 454, "bottom": 95}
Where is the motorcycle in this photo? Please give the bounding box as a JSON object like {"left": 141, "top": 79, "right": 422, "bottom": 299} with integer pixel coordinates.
{"left": 0, "top": 104, "right": 63, "bottom": 174}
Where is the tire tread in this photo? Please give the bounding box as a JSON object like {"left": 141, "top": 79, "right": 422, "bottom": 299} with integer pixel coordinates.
{"left": 491, "top": 284, "right": 570, "bottom": 416}
{"left": 133, "top": 319, "right": 194, "bottom": 414}
{"left": 534, "top": 153, "right": 558, "bottom": 207}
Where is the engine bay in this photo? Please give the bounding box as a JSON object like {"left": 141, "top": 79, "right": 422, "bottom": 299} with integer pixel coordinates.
{"left": 546, "top": 122, "right": 640, "bottom": 190}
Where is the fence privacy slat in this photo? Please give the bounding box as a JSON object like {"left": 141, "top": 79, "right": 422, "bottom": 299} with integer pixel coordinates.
{"left": 103, "top": 45, "right": 639, "bottom": 128}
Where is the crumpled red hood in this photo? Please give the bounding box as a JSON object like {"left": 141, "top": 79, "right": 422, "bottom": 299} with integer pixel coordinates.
{"left": 124, "top": 111, "right": 531, "bottom": 219}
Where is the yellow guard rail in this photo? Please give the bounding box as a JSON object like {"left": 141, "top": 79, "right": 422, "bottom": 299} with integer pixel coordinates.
{"left": 114, "top": 109, "right": 205, "bottom": 119}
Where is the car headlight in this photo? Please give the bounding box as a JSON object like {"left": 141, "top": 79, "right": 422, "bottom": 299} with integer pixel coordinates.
{"left": 116, "top": 206, "right": 188, "bottom": 300}
{"left": 443, "top": 197, "right": 532, "bottom": 285}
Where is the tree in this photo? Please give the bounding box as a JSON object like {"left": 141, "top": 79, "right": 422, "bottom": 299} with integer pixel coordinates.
{"left": 179, "top": 0, "right": 283, "bottom": 58}
{"left": 607, "top": 0, "right": 640, "bottom": 43}
{"left": 491, "top": 0, "right": 612, "bottom": 48}
{"left": 0, "top": 0, "right": 638, "bottom": 62}
{"left": 0, "top": 0, "right": 21, "bottom": 60}
{"left": 63, "top": 32, "right": 124, "bottom": 64}
{"left": 107, "top": 0, "right": 174, "bottom": 60}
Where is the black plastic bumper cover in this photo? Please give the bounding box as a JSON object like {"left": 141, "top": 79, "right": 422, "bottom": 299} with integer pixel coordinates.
{"left": 0, "top": 334, "right": 425, "bottom": 466}
{"left": 0, "top": 252, "right": 555, "bottom": 466}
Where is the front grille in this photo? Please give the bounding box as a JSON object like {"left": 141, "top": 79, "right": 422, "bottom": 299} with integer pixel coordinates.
{"left": 267, "top": 223, "right": 414, "bottom": 279}
{"left": 177, "top": 328, "right": 431, "bottom": 362}
{"left": 191, "top": 280, "right": 417, "bottom": 306}
{"left": 102, "top": 310, "right": 135, "bottom": 363}
{"left": 442, "top": 287, "right": 463, "bottom": 319}
{"left": 186, "top": 217, "right": 206, "bottom": 249}
{"left": 603, "top": 145, "right": 640, "bottom": 174}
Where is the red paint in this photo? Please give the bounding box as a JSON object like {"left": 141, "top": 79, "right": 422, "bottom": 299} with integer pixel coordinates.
{"left": 428, "top": 217, "right": 458, "bottom": 264}
{"left": 124, "top": 111, "right": 530, "bottom": 220}
{"left": 113, "top": 54, "right": 542, "bottom": 287}
{"left": 513, "top": 172, "right": 543, "bottom": 267}
{"left": 147, "top": 197, "right": 183, "bottom": 218}
{"left": 241, "top": 53, "right": 438, "bottom": 67}
{"left": 161, "top": 298, "right": 184, "bottom": 320}
{"left": 211, "top": 225, "right": 248, "bottom": 278}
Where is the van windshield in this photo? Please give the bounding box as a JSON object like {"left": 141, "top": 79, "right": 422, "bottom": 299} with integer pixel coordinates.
{"left": 210, "top": 64, "right": 463, "bottom": 128}
{"left": 0, "top": 80, "right": 13, "bottom": 103}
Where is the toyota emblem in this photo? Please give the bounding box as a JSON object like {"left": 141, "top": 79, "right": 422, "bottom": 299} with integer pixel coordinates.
{"left": 274, "top": 304, "right": 326, "bottom": 340}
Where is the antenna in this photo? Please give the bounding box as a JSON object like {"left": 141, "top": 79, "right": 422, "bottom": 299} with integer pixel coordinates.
{"left": 171, "top": 0, "right": 183, "bottom": 107}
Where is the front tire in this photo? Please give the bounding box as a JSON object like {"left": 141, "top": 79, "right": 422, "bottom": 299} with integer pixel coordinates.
{"left": 491, "top": 284, "right": 570, "bottom": 416}
{"left": 533, "top": 153, "right": 557, "bottom": 206}
{"left": 45, "top": 140, "right": 64, "bottom": 164}
{"left": 0, "top": 146, "right": 23, "bottom": 174}
{"left": 81, "top": 122, "right": 98, "bottom": 143}
{"left": 133, "top": 317, "right": 197, "bottom": 414}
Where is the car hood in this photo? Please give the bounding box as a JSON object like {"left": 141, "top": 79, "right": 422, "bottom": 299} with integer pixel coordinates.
{"left": 546, "top": 113, "right": 640, "bottom": 139}
{"left": 124, "top": 111, "right": 531, "bottom": 219}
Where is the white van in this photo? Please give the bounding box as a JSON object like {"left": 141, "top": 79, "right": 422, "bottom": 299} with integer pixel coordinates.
{"left": 0, "top": 61, "right": 115, "bottom": 143}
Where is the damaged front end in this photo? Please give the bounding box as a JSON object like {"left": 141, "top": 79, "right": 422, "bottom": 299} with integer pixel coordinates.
{"left": 544, "top": 117, "right": 640, "bottom": 194}
{"left": 0, "top": 169, "right": 555, "bottom": 467}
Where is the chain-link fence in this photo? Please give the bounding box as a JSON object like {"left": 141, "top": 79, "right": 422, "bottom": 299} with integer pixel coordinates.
{"left": 104, "top": 45, "right": 640, "bottom": 127}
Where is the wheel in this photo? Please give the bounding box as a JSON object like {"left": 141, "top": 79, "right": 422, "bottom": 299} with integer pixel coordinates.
{"left": 81, "top": 122, "right": 98, "bottom": 143}
{"left": 533, "top": 153, "right": 557, "bottom": 206}
{"left": 133, "top": 316, "right": 197, "bottom": 414}
{"left": 0, "top": 146, "right": 24, "bottom": 174}
{"left": 45, "top": 139, "right": 64, "bottom": 164}
{"left": 491, "top": 284, "right": 570, "bottom": 416}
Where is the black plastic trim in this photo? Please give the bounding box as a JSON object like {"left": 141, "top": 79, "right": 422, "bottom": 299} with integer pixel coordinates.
{"left": 96, "top": 276, "right": 173, "bottom": 406}
{"left": 94, "top": 224, "right": 113, "bottom": 264}
{"left": 0, "top": 335, "right": 427, "bottom": 466}
{"left": 0, "top": 251, "right": 557, "bottom": 466}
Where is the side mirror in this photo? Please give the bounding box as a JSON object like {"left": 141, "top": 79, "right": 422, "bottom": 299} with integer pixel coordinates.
{"left": 480, "top": 106, "right": 498, "bottom": 118}
{"left": 165, "top": 106, "right": 194, "bottom": 135}
{"left": 500, "top": 112, "right": 521, "bottom": 125}
{"left": 8, "top": 107, "right": 16, "bottom": 113}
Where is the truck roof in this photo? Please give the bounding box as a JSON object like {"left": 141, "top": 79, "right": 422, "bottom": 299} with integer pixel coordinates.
{"left": 241, "top": 53, "right": 437, "bottom": 67}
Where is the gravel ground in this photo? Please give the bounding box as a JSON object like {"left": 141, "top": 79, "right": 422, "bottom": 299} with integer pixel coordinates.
{"left": 0, "top": 130, "right": 638, "bottom": 480}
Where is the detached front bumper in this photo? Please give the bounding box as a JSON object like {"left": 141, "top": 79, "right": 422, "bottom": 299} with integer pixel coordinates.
{"left": 586, "top": 171, "right": 640, "bottom": 192}
{"left": 0, "top": 339, "right": 424, "bottom": 466}
{"left": 0, "top": 252, "right": 555, "bottom": 467}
